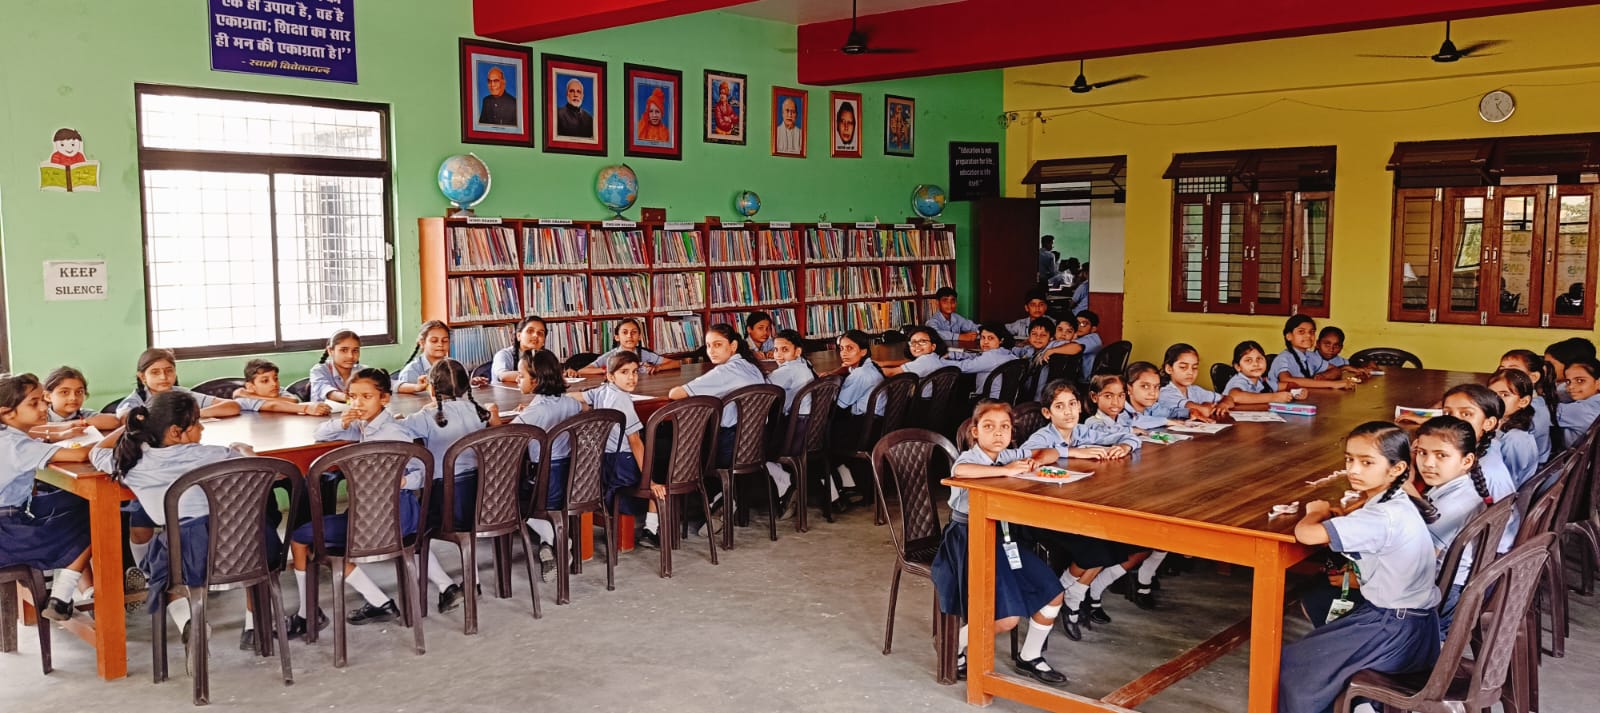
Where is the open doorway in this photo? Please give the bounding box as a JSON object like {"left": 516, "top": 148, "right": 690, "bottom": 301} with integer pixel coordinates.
{"left": 1025, "top": 156, "right": 1127, "bottom": 342}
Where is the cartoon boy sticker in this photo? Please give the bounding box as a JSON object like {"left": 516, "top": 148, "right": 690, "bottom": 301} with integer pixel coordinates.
{"left": 50, "top": 129, "right": 87, "bottom": 167}
{"left": 40, "top": 127, "right": 99, "bottom": 192}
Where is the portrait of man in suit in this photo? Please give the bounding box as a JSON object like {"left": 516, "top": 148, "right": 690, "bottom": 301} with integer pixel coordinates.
{"left": 556, "top": 77, "right": 594, "bottom": 138}
{"left": 478, "top": 66, "right": 518, "bottom": 126}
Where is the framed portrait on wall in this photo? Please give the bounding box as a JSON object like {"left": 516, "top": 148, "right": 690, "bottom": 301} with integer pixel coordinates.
{"left": 458, "top": 38, "right": 534, "bottom": 147}
{"left": 771, "top": 86, "right": 807, "bottom": 158}
{"left": 624, "top": 63, "right": 683, "bottom": 160}
{"left": 884, "top": 94, "right": 914, "bottom": 157}
{"left": 829, "top": 91, "right": 862, "bottom": 158}
{"left": 541, "top": 53, "right": 606, "bottom": 155}
{"left": 703, "top": 69, "right": 747, "bottom": 145}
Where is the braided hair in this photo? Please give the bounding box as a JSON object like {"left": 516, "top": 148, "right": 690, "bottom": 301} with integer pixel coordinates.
{"left": 133, "top": 348, "right": 176, "bottom": 401}
{"left": 1417, "top": 415, "right": 1492, "bottom": 504}
{"left": 1350, "top": 421, "right": 1439, "bottom": 523}
{"left": 111, "top": 391, "right": 200, "bottom": 481}
{"left": 706, "top": 322, "right": 757, "bottom": 364}
{"left": 405, "top": 320, "right": 449, "bottom": 366}
{"left": 1442, "top": 383, "right": 1502, "bottom": 473}
{"left": 1160, "top": 343, "right": 1199, "bottom": 386}
{"left": 1281, "top": 315, "right": 1316, "bottom": 378}
{"left": 426, "top": 358, "right": 487, "bottom": 428}
{"left": 1488, "top": 368, "right": 1536, "bottom": 433}
{"left": 319, "top": 330, "right": 359, "bottom": 364}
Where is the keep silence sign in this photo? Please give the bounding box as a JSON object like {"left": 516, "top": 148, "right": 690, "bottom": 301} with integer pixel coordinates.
{"left": 44, "top": 260, "right": 107, "bottom": 301}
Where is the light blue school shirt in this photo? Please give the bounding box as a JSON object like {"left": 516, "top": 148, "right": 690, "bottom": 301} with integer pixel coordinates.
{"left": 1075, "top": 333, "right": 1103, "bottom": 380}
{"left": 765, "top": 358, "right": 816, "bottom": 415}
{"left": 0, "top": 427, "right": 61, "bottom": 508}
{"left": 926, "top": 311, "right": 979, "bottom": 344}
{"left": 309, "top": 361, "right": 366, "bottom": 403}
{"left": 1529, "top": 397, "right": 1552, "bottom": 462}
{"left": 1005, "top": 317, "right": 1036, "bottom": 341}
{"left": 1116, "top": 400, "right": 1186, "bottom": 430}
{"left": 514, "top": 393, "right": 584, "bottom": 462}
{"left": 949, "top": 446, "right": 1029, "bottom": 516}
{"left": 48, "top": 406, "right": 99, "bottom": 423}
{"left": 583, "top": 383, "right": 643, "bottom": 454}
{"left": 90, "top": 443, "right": 237, "bottom": 525}
{"left": 1012, "top": 340, "right": 1068, "bottom": 361}
{"left": 837, "top": 360, "right": 885, "bottom": 416}
{"left": 490, "top": 346, "right": 555, "bottom": 383}
{"left": 1157, "top": 382, "right": 1222, "bottom": 413}
{"left": 1325, "top": 354, "right": 1350, "bottom": 368}
{"left": 949, "top": 349, "right": 1019, "bottom": 399}
{"left": 588, "top": 347, "right": 664, "bottom": 371}
{"left": 1497, "top": 428, "right": 1539, "bottom": 487}
{"left": 1017, "top": 421, "right": 1140, "bottom": 453}
{"left": 1480, "top": 439, "right": 1520, "bottom": 553}
{"left": 395, "top": 355, "right": 442, "bottom": 387}
{"left": 401, "top": 400, "right": 488, "bottom": 478}
{"left": 899, "top": 352, "right": 946, "bottom": 399}
{"left": 1323, "top": 492, "right": 1441, "bottom": 610}
{"left": 750, "top": 335, "right": 776, "bottom": 354}
{"left": 1071, "top": 281, "right": 1089, "bottom": 309}
{"left": 1224, "top": 373, "right": 1268, "bottom": 395}
{"left": 116, "top": 386, "right": 231, "bottom": 418}
{"left": 1424, "top": 474, "right": 1486, "bottom": 588}
{"left": 313, "top": 410, "right": 425, "bottom": 490}
{"left": 682, "top": 354, "right": 767, "bottom": 427}
{"left": 1556, "top": 395, "right": 1600, "bottom": 450}
{"left": 1267, "top": 347, "right": 1328, "bottom": 391}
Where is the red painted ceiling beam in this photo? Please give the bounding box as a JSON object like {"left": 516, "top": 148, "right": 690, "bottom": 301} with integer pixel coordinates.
{"left": 473, "top": 0, "right": 756, "bottom": 43}
{"left": 796, "top": 0, "right": 1600, "bottom": 85}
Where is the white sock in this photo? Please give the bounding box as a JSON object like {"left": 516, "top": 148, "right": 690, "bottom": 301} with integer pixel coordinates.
{"left": 130, "top": 540, "right": 151, "bottom": 569}
{"left": 1020, "top": 604, "right": 1060, "bottom": 660}
{"left": 344, "top": 566, "right": 390, "bottom": 607}
{"left": 426, "top": 551, "right": 455, "bottom": 592}
{"left": 1138, "top": 551, "right": 1168, "bottom": 586}
{"left": 292, "top": 570, "right": 308, "bottom": 616}
{"left": 958, "top": 624, "right": 969, "bottom": 654}
{"left": 1060, "top": 578, "right": 1088, "bottom": 610}
{"left": 243, "top": 608, "right": 256, "bottom": 631}
{"left": 168, "top": 598, "right": 192, "bottom": 632}
{"left": 644, "top": 511, "right": 659, "bottom": 534}
{"left": 836, "top": 464, "right": 856, "bottom": 488}
{"left": 526, "top": 517, "right": 555, "bottom": 545}
{"left": 766, "top": 462, "right": 791, "bottom": 495}
{"left": 49, "top": 569, "right": 82, "bottom": 602}
{"left": 1089, "top": 564, "right": 1126, "bottom": 599}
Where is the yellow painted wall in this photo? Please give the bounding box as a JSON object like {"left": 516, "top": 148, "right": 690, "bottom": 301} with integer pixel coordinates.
{"left": 1003, "top": 6, "right": 1600, "bottom": 373}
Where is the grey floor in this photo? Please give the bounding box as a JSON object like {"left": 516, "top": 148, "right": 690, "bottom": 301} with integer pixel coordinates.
{"left": 4, "top": 505, "right": 1598, "bottom": 712}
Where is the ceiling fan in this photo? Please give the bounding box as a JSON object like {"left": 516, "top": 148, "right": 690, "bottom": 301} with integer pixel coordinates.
{"left": 1016, "top": 60, "right": 1147, "bottom": 94}
{"left": 839, "top": 0, "right": 913, "bottom": 55}
{"left": 1358, "top": 21, "right": 1506, "bottom": 62}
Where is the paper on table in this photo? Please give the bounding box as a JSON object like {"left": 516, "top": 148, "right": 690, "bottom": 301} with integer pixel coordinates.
{"left": 1229, "top": 411, "right": 1286, "bottom": 423}
{"left": 565, "top": 377, "right": 585, "bottom": 384}
{"left": 56, "top": 426, "right": 104, "bottom": 449}
{"left": 628, "top": 393, "right": 654, "bottom": 402}
{"left": 1013, "top": 469, "right": 1093, "bottom": 485}
{"left": 1140, "top": 432, "right": 1192, "bottom": 445}
{"left": 325, "top": 399, "right": 350, "bottom": 413}
{"left": 1167, "top": 422, "right": 1231, "bottom": 434}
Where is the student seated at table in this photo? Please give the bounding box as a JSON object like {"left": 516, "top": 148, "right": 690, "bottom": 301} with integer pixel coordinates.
{"left": 492, "top": 315, "right": 551, "bottom": 386}
{"left": 931, "top": 400, "right": 1068, "bottom": 684}
{"left": 235, "top": 359, "right": 332, "bottom": 416}
{"left": 745, "top": 311, "right": 777, "bottom": 360}
{"left": 1157, "top": 343, "right": 1231, "bottom": 422}
{"left": 394, "top": 320, "right": 452, "bottom": 395}
{"left": 1280, "top": 421, "right": 1440, "bottom": 713}
{"left": 1406, "top": 416, "right": 1487, "bottom": 637}
{"left": 1556, "top": 357, "right": 1600, "bottom": 447}
{"left": 1223, "top": 340, "right": 1298, "bottom": 406}
{"left": 1269, "top": 315, "right": 1354, "bottom": 393}
{"left": 824, "top": 330, "right": 883, "bottom": 509}
{"left": 1005, "top": 289, "right": 1051, "bottom": 340}
{"left": 2, "top": 372, "right": 94, "bottom": 623}
{"left": 926, "top": 287, "right": 978, "bottom": 344}
{"left": 949, "top": 323, "right": 1020, "bottom": 400}
{"left": 1435, "top": 384, "right": 1519, "bottom": 557}
{"left": 1487, "top": 369, "right": 1542, "bottom": 484}
{"left": 578, "top": 318, "right": 682, "bottom": 376}
{"left": 762, "top": 330, "right": 816, "bottom": 514}
{"left": 1049, "top": 310, "right": 1104, "bottom": 381}
{"left": 1121, "top": 361, "right": 1190, "bottom": 431}
{"left": 1070, "top": 265, "right": 1090, "bottom": 311}
{"left": 39, "top": 366, "right": 121, "bottom": 432}
{"left": 512, "top": 350, "right": 583, "bottom": 574}
{"left": 1315, "top": 325, "right": 1369, "bottom": 377}
{"left": 310, "top": 329, "right": 366, "bottom": 403}
{"left": 669, "top": 323, "right": 767, "bottom": 531}
{"left": 881, "top": 326, "right": 945, "bottom": 397}
{"left": 1499, "top": 349, "right": 1557, "bottom": 457}
{"left": 569, "top": 351, "right": 654, "bottom": 544}
{"left": 1544, "top": 336, "right": 1596, "bottom": 399}
{"left": 1011, "top": 318, "right": 1063, "bottom": 362}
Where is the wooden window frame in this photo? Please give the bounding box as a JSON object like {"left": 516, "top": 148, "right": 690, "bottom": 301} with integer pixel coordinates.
{"left": 1168, "top": 189, "right": 1332, "bottom": 318}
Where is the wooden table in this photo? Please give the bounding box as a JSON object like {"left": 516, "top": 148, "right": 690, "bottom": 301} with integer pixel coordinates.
{"left": 956, "top": 368, "right": 1480, "bottom": 713}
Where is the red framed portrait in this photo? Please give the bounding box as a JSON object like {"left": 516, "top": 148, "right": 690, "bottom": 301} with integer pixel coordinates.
{"left": 458, "top": 38, "right": 534, "bottom": 147}
{"left": 624, "top": 63, "right": 683, "bottom": 160}
{"left": 829, "top": 91, "right": 862, "bottom": 158}
{"left": 771, "top": 86, "right": 807, "bottom": 158}
{"left": 541, "top": 54, "right": 607, "bottom": 156}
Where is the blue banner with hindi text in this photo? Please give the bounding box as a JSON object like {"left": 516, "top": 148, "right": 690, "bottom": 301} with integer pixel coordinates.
{"left": 209, "top": 0, "right": 357, "bottom": 84}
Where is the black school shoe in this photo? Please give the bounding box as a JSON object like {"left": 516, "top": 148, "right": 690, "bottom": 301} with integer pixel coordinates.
{"left": 1131, "top": 584, "right": 1158, "bottom": 611}
{"left": 637, "top": 528, "right": 660, "bottom": 549}
{"left": 286, "top": 608, "right": 329, "bottom": 638}
{"left": 1084, "top": 596, "right": 1112, "bottom": 625}
{"left": 438, "top": 584, "right": 465, "bottom": 613}
{"left": 348, "top": 600, "right": 398, "bottom": 626}
{"left": 39, "top": 597, "right": 74, "bottom": 622}
{"left": 238, "top": 628, "right": 255, "bottom": 651}
{"left": 1058, "top": 608, "right": 1082, "bottom": 641}
{"left": 1012, "top": 656, "right": 1068, "bottom": 685}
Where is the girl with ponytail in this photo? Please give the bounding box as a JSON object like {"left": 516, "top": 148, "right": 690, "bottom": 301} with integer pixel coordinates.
{"left": 117, "top": 348, "right": 242, "bottom": 419}
{"left": 1437, "top": 384, "right": 1518, "bottom": 522}
{"left": 395, "top": 320, "right": 451, "bottom": 394}
{"left": 514, "top": 349, "right": 582, "bottom": 574}
{"left": 1280, "top": 421, "right": 1439, "bottom": 713}
{"left": 492, "top": 315, "right": 549, "bottom": 385}
{"left": 1412, "top": 415, "right": 1494, "bottom": 638}
{"left": 1499, "top": 349, "right": 1557, "bottom": 453}
{"left": 309, "top": 330, "right": 364, "bottom": 403}
{"left": 1486, "top": 368, "right": 1543, "bottom": 483}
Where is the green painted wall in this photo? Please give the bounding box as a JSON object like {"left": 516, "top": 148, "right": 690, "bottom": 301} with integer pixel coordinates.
{"left": 0, "top": 0, "right": 1001, "bottom": 396}
{"left": 1038, "top": 205, "right": 1091, "bottom": 267}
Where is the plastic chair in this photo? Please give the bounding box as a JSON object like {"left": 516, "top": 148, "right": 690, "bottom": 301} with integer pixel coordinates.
{"left": 976, "top": 359, "right": 1027, "bottom": 404}
{"left": 776, "top": 376, "right": 843, "bottom": 533}
{"left": 565, "top": 352, "right": 600, "bottom": 373}
{"left": 832, "top": 374, "right": 919, "bottom": 526}
{"left": 914, "top": 366, "right": 961, "bottom": 436}
{"left": 151, "top": 457, "right": 299, "bottom": 704}
{"left": 1349, "top": 347, "right": 1424, "bottom": 369}
{"left": 534, "top": 411, "right": 626, "bottom": 602}
{"left": 1092, "top": 340, "right": 1132, "bottom": 377}
{"left": 302, "top": 442, "right": 432, "bottom": 668}
{"left": 0, "top": 565, "right": 51, "bottom": 674}
{"left": 711, "top": 384, "right": 785, "bottom": 550}
{"left": 1434, "top": 495, "right": 1516, "bottom": 612}
{"left": 1043, "top": 353, "right": 1083, "bottom": 386}
{"left": 100, "top": 397, "right": 123, "bottom": 415}
{"left": 870, "top": 428, "right": 961, "bottom": 684}
{"left": 191, "top": 378, "right": 244, "bottom": 399}
{"left": 618, "top": 397, "right": 720, "bottom": 578}
{"left": 1010, "top": 402, "right": 1047, "bottom": 447}
{"left": 1210, "top": 363, "right": 1237, "bottom": 393}
{"left": 284, "top": 378, "right": 311, "bottom": 402}
{"left": 419, "top": 425, "right": 543, "bottom": 632}
{"left": 468, "top": 361, "right": 492, "bottom": 382}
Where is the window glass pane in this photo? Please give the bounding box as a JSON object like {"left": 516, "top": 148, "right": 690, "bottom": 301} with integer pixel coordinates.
{"left": 1498, "top": 196, "right": 1535, "bottom": 315}
{"left": 143, "top": 170, "right": 276, "bottom": 348}
{"left": 1257, "top": 200, "right": 1286, "bottom": 306}
{"left": 1179, "top": 203, "right": 1205, "bottom": 303}
{"left": 140, "top": 93, "right": 382, "bottom": 159}
{"left": 1554, "top": 195, "right": 1592, "bottom": 316}
{"left": 1301, "top": 199, "right": 1329, "bottom": 309}
{"left": 274, "top": 174, "right": 389, "bottom": 341}
{"left": 1399, "top": 196, "right": 1434, "bottom": 311}
{"left": 1450, "top": 197, "right": 1484, "bottom": 313}
{"left": 1216, "top": 201, "right": 1244, "bottom": 305}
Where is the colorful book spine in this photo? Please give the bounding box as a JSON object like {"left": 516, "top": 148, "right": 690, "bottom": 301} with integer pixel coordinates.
{"left": 652, "top": 229, "right": 705, "bottom": 267}
{"left": 758, "top": 229, "right": 801, "bottom": 265}
{"left": 768, "top": 307, "right": 797, "bottom": 333}
{"left": 594, "top": 319, "right": 627, "bottom": 353}
{"left": 523, "top": 274, "right": 588, "bottom": 317}
{"left": 758, "top": 269, "right": 796, "bottom": 305}
{"left": 709, "top": 271, "right": 758, "bottom": 308}
{"left": 522, "top": 226, "right": 589, "bottom": 269}
{"left": 846, "top": 266, "right": 884, "bottom": 297}
{"left": 805, "top": 303, "right": 847, "bottom": 338}
{"left": 887, "top": 266, "right": 917, "bottom": 297}
{"left": 921, "top": 264, "right": 954, "bottom": 294}
{"left": 845, "top": 300, "right": 916, "bottom": 332}
{"left": 591, "top": 274, "right": 650, "bottom": 315}
{"left": 845, "top": 229, "right": 883, "bottom": 261}
{"left": 805, "top": 228, "right": 846, "bottom": 263}
{"left": 447, "top": 226, "right": 518, "bottom": 271}
{"left": 544, "top": 320, "right": 592, "bottom": 361}
{"left": 448, "top": 324, "right": 513, "bottom": 366}
{"left": 708, "top": 229, "right": 756, "bottom": 266}
{"left": 882, "top": 229, "right": 921, "bottom": 261}
{"left": 447, "top": 276, "right": 521, "bottom": 322}
{"left": 806, "top": 267, "right": 846, "bottom": 300}
{"left": 591, "top": 229, "right": 648, "bottom": 269}
{"left": 922, "top": 229, "right": 957, "bottom": 259}
{"left": 652, "top": 272, "right": 707, "bottom": 311}
{"left": 653, "top": 315, "right": 704, "bottom": 353}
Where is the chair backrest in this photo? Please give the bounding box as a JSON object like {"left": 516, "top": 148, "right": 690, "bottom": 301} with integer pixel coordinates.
{"left": 306, "top": 441, "right": 434, "bottom": 561}
{"left": 784, "top": 375, "right": 843, "bottom": 458}
{"left": 468, "top": 360, "right": 492, "bottom": 382}
{"left": 1434, "top": 494, "right": 1516, "bottom": 600}
{"left": 916, "top": 366, "right": 962, "bottom": 412}
{"left": 285, "top": 378, "right": 312, "bottom": 402}
{"left": 442, "top": 424, "right": 541, "bottom": 535}
{"left": 565, "top": 352, "right": 600, "bottom": 373}
{"left": 871, "top": 428, "right": 958, "bottom": 558}
{"left": 163, "top": 456, "right": 302, "bottom": 590}
{"left": 542, "top": 410, "right": 624, "bottom": 515}
{"left": 1424, "top": 533, "right": 1553, "bottom": 706}
{"left": 1349, "top": 347, "right": 1423, "bottom": 369}
{"left": 192, "top": 377, "right": 244, "bottom": 399}
{"left": 980, "top": 359, "right": 1027, "bottom": 403}
{"left": 1210, "top": 363, "right": 1237, "bottom": 393}
{"left": 1010, "top": 402, "right": 1047, "bottom": 447}
{"left": 1093, "top": 340, "right": 1132, "bottom": 376}
{"left": 1043, "top": 353, "right": 1083, "bottom": 386}
{"left": 872, "top": 373, "right": 920, "bottom": 436}
{"left": 642, "top": 396, "right": 720, "bottom": 486}
{"left": 1515, "top": 477, "right": 1567, "bottom": 547}
{"left": 101, "top": 397, "right": 124, "bottom": 415}
{"left": 722, "top": 384, "right": 785, "bottom": 471}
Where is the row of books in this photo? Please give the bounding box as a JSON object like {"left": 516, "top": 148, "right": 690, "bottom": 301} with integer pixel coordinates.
{"left": 849, "top": 300, "right": 918, "bottom": 333}
{"left": 447, "top": 226, "right": 519, "bottom": 271}
{"left": 522, "top": 227, "right": 589, "bottom": 270}
{"left": 653, "top": 315, "right": 704, "bottom": 354}
{"left": 922, "top": 264, "right": 954, "bottom": 293}
{"left": 652, "top": 230, "right": 704, "bottom": 267}
{"left": 708, "top": 269, "right": 799, "bottom": 307}
{"left": 524, "top": 274, "right": 588, "bottom": 317}
{"left": 591, "top": 274, "right": 650, "bottom": 315}
{"left": 804, "top": 228, "right": 959, "bottom": 263}
{"left": 494, "top": 225, "right": 953, "bottom": 270}
{"left": 447, "top": 277, "right": 521, "bottom": 322}
{"left": 708, "top": 230, "right": 756, "bottom": 266}
{"left": 591, "top": 229, "right": 649, "bottom": 269}
{"left": 448, "top": 324, "right": 513, "bottom": 366}
{"left": 652, "top": 272, "right": 707, "bottom": 311}
{"left": 708, "top": 307, "right": 797, "bottom": 333}
{"left": 887, "top": 266, "right": 917, "bottom": 298}
{"left": 806, "top": 266, "right": 885, "bottom": 300}
{"left": 758, "top": 230, "right": 802, "bottom": 264}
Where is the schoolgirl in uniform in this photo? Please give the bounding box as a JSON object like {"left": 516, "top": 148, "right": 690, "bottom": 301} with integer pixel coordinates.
{"left": 931, "top": 400, "right": 1067, "bottom": 684}
{"left": 1486, "top": 368, "right": 1543, "bottom": 484}
{"left": 1269, "top": 315, "right": 1353, "bottom": 393}
{"left": 395, "top": 320, "right": 451, "bottom": 394}
{"left": 826, "top": 330, "right": 883, "bottom": 508}
{"left": 949, "top": 322, "right": 1020, "bottom": 400}
{"left": 1555, "top": 357, "right": 1600, "bottom": 447}
{"left": 41, "top": 366, "right": 121, "bottom": 431}
{"left": 402, "top": 358, "right": 499, "bottom": 605}
{"left": 669, "top": 323, "right": 767, "bottom": 531}
{"left": 1408, "top": 416, "right": 1490, "bottom": 637}
{"left": 1086, "top": 374, "right": 1128, "bottom": 428}
{"left": 1222, "top": 341, "right": 1298, "bottom": 406}
{"left": 1280, "top": 421, "right": 1440, "bottom": 713}
{"left": 1499, "top": 349, "right": 1557, "bottom": 456}
{"left": 1121, "top": 361, "right": 1189, "bottom": 431}
{"left": 309, "top": 330, "right": 365, "bottom": 403}
{"left": 1543, "top": 336, "right": 1595, "bottom": 389}
{"left": 289, "top": 369, "right": 422, "bottom": 630}
{"left": 745, "top": 311, "right": 777, "bottom": 360}
{"left": 116, "top": 348, "right": 243, "bottom": 419}
{"left": 578, "top": 318, "right": 681, "bottom": 376}
{"left": 880, "top": 326, "right": 944, "bottom": 398}
{"left": 569, "top": 351, "right": 652, "bottom": 544}
{"left": 762, "top": 330, "right": 815, "bottom": 511}
{"left": 1, "top": 372, "right": 94, "bottom": 622}
{"left": 492, "top": 315, "right": 549, "bottom": 386}
{"left": 1436, "top": 383, "right": 1519, "bottom": 556}
{"left": 1156, "top": 343, "right": 1231, "bottom": 422}
{"left": 513, "top": 350, "right": 583, "bottom": 571}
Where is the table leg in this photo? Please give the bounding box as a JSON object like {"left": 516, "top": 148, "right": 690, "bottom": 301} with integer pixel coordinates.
{"left": 966, "top": 493, "right": 996, "bottom": 706}
{"left": 618, "top": 514, "right": 635, "bottom": 553}
{"left": 580, "top": 513, "right": 594, "bottom": 562}
{"left": 86, "top": 476, "right": 127, "bottom": 680}
{"left": 1247, "top": 541, "right": 1287, "bottom": 713}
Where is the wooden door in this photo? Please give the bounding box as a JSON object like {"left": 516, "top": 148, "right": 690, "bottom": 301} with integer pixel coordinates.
{"left": 974, "top": 197, "right": 1041, "bottom": 322}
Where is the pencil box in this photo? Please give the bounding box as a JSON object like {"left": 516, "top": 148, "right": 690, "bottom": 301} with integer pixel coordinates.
{"left": 1269, "top": 402, "right": 1317, "bottom": 416}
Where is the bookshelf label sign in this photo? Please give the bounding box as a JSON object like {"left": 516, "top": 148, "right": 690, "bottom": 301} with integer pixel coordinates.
{"left": 816, "top": 222, "right": 833, "bottom": 228}
{"left": 722, "top": 222, "right": 745, "bottom": 228}
{"left": 539, "top": 218, "right": 573, "bottom": 226}
{"left": 894, "top": 223, "right": 916, "bottom": 229}
{"left": 666, "top": 310, "right": 695, "bottom": 317}
{"left": 602, "top": 220, "right": 637, "bottom": 228}
{"left": 665, "top": 221, "right": 695, "bottom": 230}
{"left": 854, "top": 222, "right": 878, "bottom": 228}
{"left": 44, "top": 260, "right": 107, "bottom": 301}
{"left": 465, "top": 217, "right": 502, "bottom": 225}
{"left": 768, "top": 221, "right": 791, "bottom": 228}
{"left": 933, "top": 223, "right": 947, "bottom": 228}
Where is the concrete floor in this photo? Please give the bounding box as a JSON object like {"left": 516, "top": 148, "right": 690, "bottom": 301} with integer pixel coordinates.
{"left": 4, "top": 506, "right": 1598, "bottom": 712}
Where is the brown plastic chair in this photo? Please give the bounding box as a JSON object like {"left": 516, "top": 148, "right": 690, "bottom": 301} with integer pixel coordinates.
{"left": 536, "top": 411, "right": 626, "bottom": 602}
{"left": 1010, "top": 402, "right": 1047, "bottom": 447}
{"left": 618, "top": 397, "right": 720, "bottom": 578}
{"left": 870, "top": 428, "right": 962, "bottom": 684}
{"left": 1348, "top": 347, "right": 1424, "bottom": 369}
{"left": 712, "top": 384, "right": 785, "bottom": 550}
{"left": 776, "top": 375, "right": 842, "bottom": 533}
{"left": 284, "top": 378, "right": 311, "bottom": 402}
{"left": 914, "top": 366, "right": 962, "bottom": 437}
{"left": 151, "top": 457, "right": 299, "bottom": 704}
{"left": 1434, "top": 495, "right": 1516, "bottom": 611}
{"left": 832, "top": 373, "right": 919, "bottom": 526}
{"left": 1335, "top": 533, "right": 1554, "bottom": 713}
{"left": 1092, "top": 340, "right": 1133, "bottom": 376}
{"left": 0, "top": 565, "right": 51, "bottom": 674}
{"left": 303, "top": 442, "right": 432, "bottom": 668}
{"left": 976, "top": 359, "right": 1027, "bottom": 404}
{"left": 419, "top": 425, "right": 543, "bottom": 632}
{"left": 1210, "top": 363, "right": 1237, "bottom": 393}
{"left": 191, "top": 377, "right": 244, "bottom": 399}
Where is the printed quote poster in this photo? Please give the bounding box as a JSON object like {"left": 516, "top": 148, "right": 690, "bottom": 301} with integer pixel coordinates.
{"left": 210, "top": 0, "right": 357, "bottom": 84}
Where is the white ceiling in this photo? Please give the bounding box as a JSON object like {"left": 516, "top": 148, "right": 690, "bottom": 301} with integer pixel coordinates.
{"left": 727, "top": 0, "right": 963, "bottom": 24}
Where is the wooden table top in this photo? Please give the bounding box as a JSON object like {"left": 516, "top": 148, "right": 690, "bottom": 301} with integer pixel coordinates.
{"left": 957, "top": 368, "right": 1484, "bottom": 543}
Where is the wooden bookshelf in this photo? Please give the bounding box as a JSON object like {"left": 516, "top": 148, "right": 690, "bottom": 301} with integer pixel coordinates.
{"left": 420, "top": 217, "right": 957, "bottom": 363}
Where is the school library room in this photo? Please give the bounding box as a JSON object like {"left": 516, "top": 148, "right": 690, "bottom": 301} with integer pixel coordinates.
{"left": 5, "top": 0, "right": 1600, "bottom": 711}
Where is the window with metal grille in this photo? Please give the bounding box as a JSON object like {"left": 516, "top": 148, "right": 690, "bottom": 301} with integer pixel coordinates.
{"left": 136, "top": 85, "right": 394, "bottom": 357}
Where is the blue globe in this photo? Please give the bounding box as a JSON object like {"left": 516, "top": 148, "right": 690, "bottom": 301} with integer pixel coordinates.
{"left": 734, "top": 190, "right": 761, "bottom": 218}
{"left": 912, "top": 184, "right": 947, "bottom": 218}
{"left": 437, "top": 154, "right": 490, "bottom": 211}
{"left": 596, "top": 164, "right": 639, "bottom": 216}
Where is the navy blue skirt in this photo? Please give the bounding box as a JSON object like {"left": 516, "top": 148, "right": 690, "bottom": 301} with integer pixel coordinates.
{"left": 522, "top": 458, "right": 571, "bottom": 512}
{"left": 143, "top": 514, "right": 284, "bottom": 615}
{"left": 0, "top": 492, "right": 91, "bottom": 570}
{"left": 603, "top": 452, "right": 645, "bottom": 516}
{"left": 427, "top": 470, "right": 478, "bottom": 531}
{"left": 124, "top": 499, "right": 157, "bottom": 529}
{"left": 714, "top": 425, "right": 738, "bottom": 468}
{"left": 1279, "top": 602, "right": 1440, "bottom": 713}
{"left": 931, "top": 520, "right": 1063, "bottom": 620}
{"left": 291, "top": 490, "right": 421, "bottom": 547}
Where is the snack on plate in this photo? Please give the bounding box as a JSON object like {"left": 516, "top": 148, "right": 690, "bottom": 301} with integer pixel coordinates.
{"left": 1036, "top": 465, "right": 1072, "bottom": 479}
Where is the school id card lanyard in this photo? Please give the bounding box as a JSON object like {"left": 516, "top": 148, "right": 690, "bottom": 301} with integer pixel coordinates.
{"left": 1001, "top": 522, "right": 1023, "bottom": 570}
{"left": 1326, "top": 561, "right": 1357, "bottom": 624}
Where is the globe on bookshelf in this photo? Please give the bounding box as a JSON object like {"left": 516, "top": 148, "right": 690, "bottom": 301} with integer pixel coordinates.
{"left": 596, "top": 164, "right": 639, "bottom": 217}
{"left": 912, "top": 184, "right": 947, "bottom": 219}
{"left": 437, "top": 153, "right": 491, "bottom": 217}
{"left": 734, "top": 190, "right": 761, "bottom": 218}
